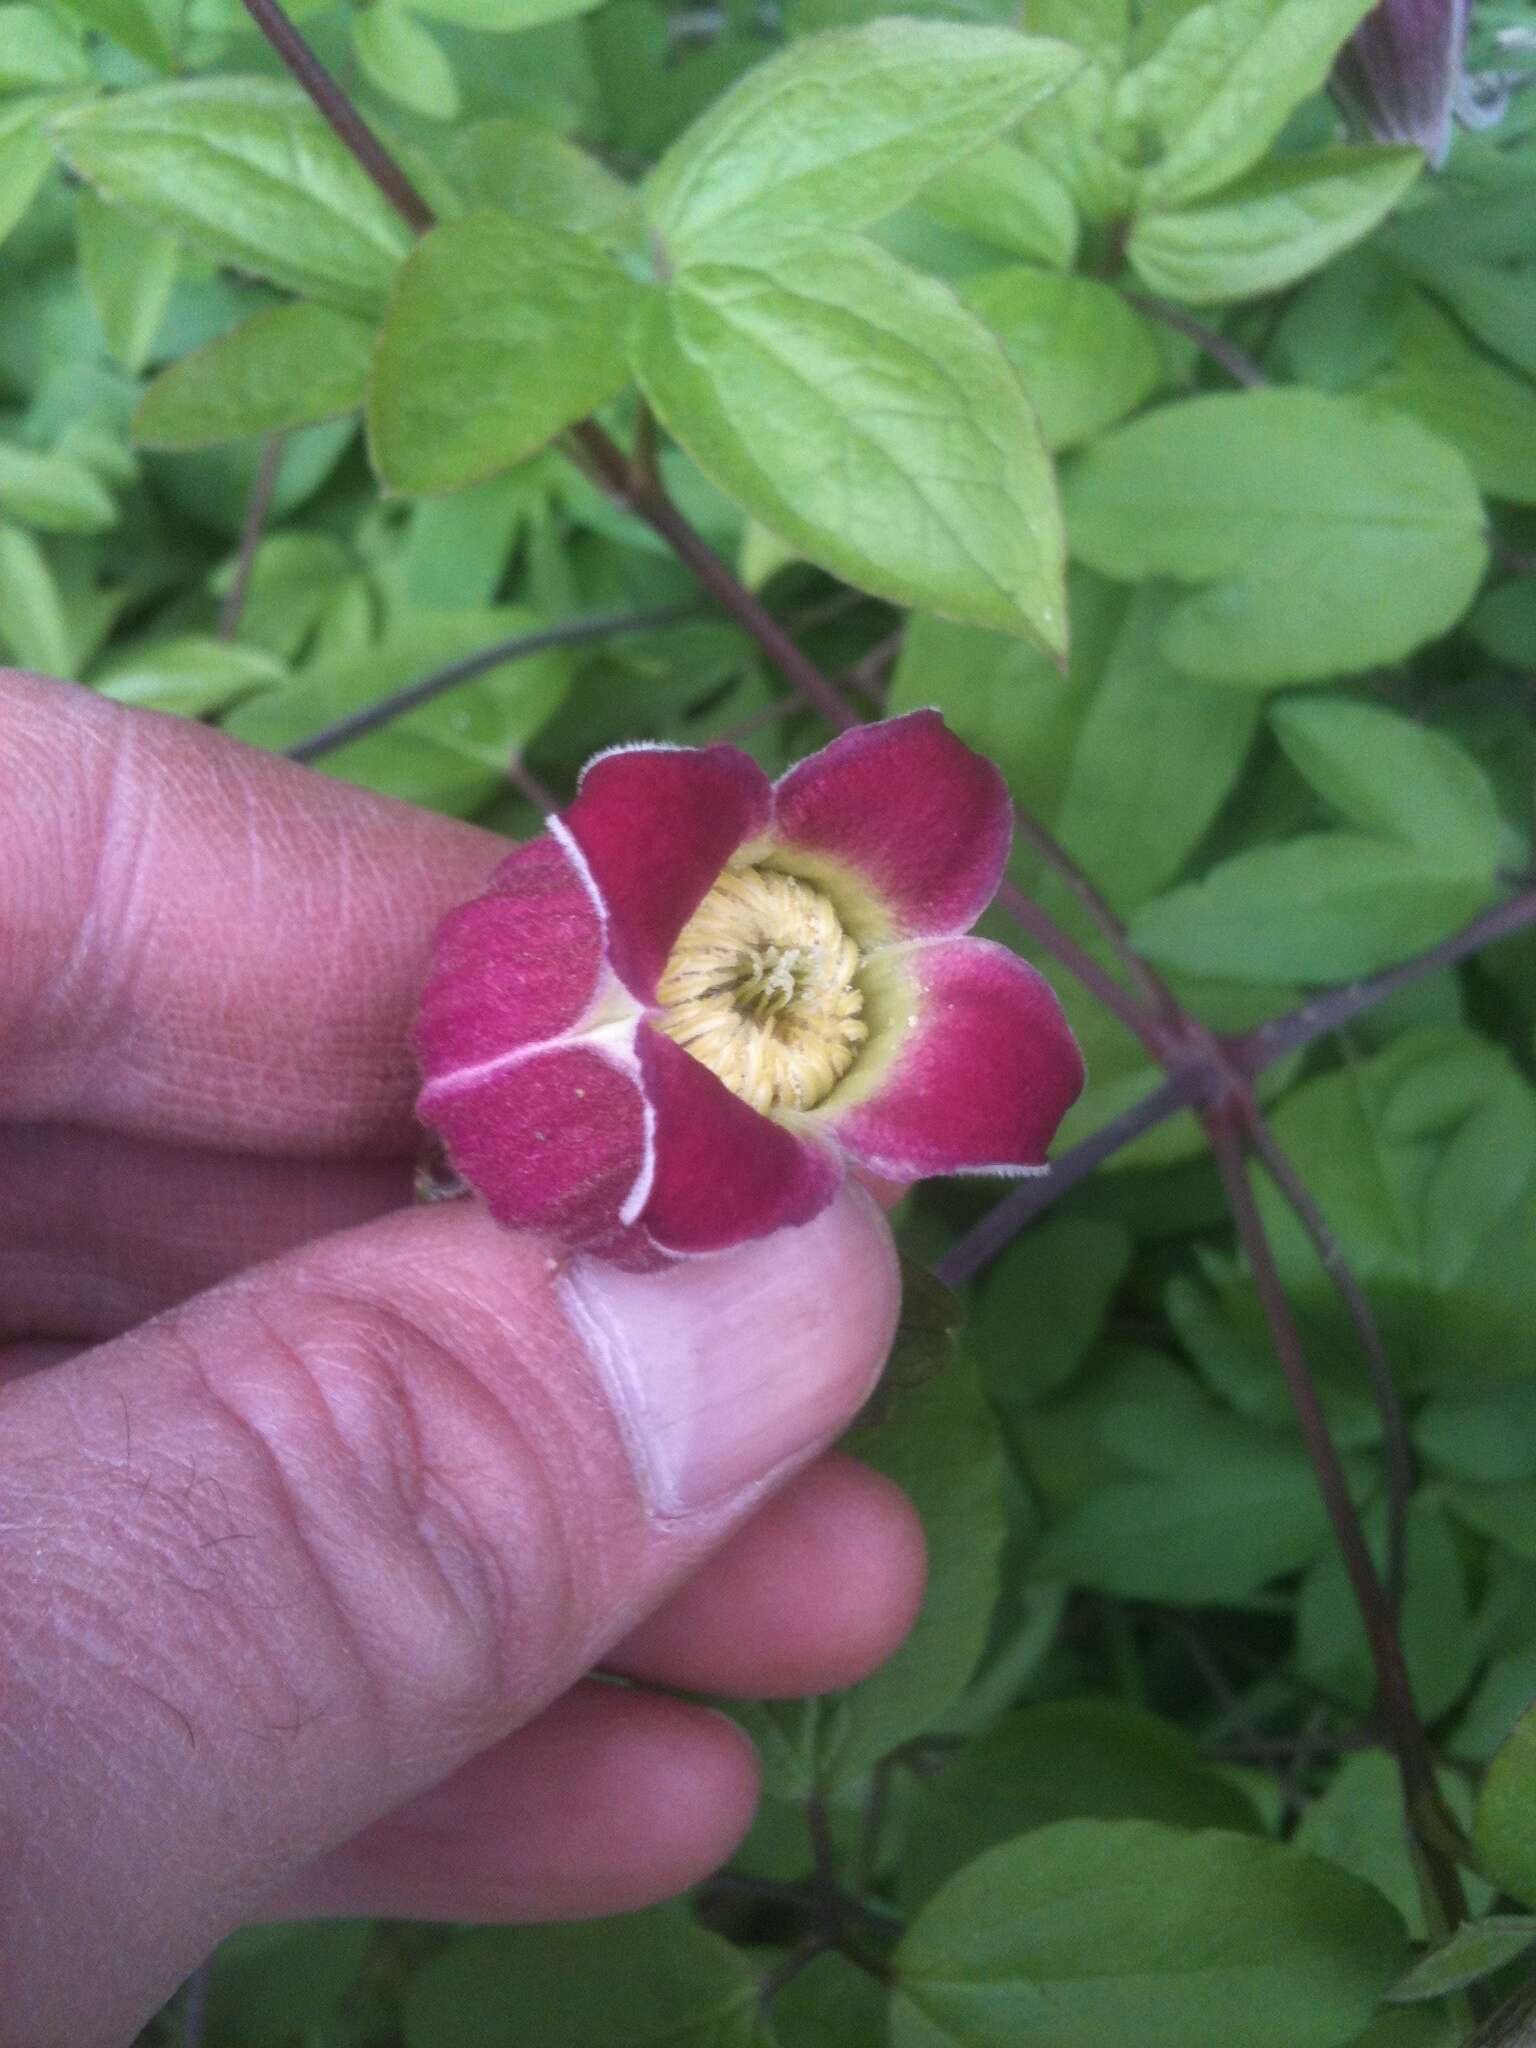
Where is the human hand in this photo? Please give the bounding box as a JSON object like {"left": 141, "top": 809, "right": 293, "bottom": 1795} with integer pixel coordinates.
{"left": 0, "top": 671, "right": 924, "bottom": 2048}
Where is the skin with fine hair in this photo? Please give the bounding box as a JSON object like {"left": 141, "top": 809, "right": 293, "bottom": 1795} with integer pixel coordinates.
{"left": 0, "top": 671, "right": 925, "bottom": 2048}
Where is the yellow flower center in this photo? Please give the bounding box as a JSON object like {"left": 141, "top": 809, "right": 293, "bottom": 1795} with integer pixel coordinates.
{"left": 656, "top": 866, "right": 867, "bottom": 1115}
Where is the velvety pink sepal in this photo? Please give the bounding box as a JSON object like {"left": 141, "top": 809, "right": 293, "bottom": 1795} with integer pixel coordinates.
{"left": 634, "top": 1028, "right": 844, "bottom": 1254}
{"left": 560, "top": 744, "right": 773, "bottom": 1002}
{"left": 772, "top": 711, "right": 1012, "bottom": 939}
{"left": 421, "top": 1042, "right": 648, "bottom": 1242}
{"left": 413, "top": 837, "right": 607, "bottom": 1075}
{"left": 828, "top": 938, "right": 1085, "bottom": 1180}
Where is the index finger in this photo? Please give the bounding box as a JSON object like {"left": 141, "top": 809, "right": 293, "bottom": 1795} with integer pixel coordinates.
{"left": 1, "top": 671, "right": 507, "bottom": 1155}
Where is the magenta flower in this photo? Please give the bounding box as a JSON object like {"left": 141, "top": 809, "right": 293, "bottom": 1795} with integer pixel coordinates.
{"left": 414, "top": 712, "right": 1085, "bottom": 1267}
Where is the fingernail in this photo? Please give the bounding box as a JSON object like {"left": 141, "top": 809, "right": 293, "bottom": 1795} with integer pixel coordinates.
{"left": 559, "top": 1185, "right": 898, "bottom": 1518}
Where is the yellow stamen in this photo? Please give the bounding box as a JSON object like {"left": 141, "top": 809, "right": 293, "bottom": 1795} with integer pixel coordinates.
{"left": 656, "top": 866, "right": 867, "bottom": 1115}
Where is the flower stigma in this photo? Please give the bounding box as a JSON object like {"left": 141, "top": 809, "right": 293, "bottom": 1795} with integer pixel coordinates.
{"left": 656, "top": 865, "right": 867, "bottom": 1115}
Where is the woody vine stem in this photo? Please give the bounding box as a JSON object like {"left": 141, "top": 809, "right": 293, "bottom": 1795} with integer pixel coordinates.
{"left": 237, "top": 0, "right": 1536, "bottom": 1962}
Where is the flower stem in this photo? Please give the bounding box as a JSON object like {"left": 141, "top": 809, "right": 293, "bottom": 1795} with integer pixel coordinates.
{"left": 1204, "top": 1108, "right": 1468, "bottom": 1938}
{"left": 240, "top": 0, "right": 436, "bottom": 231}
{"left": 282, "top": 609, "right": 689, "bottom": 762}
{"left": 217, "top": 434, "right": 284, "bottom": 642}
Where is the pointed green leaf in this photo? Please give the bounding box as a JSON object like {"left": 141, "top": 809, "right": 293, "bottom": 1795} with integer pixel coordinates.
{"left": 0, "top": 443, "right": 117, "bottom": 531}
{"left": 1477, "top": 1706, "right": 1536, "bottom": 1911}
{"left": 76, "top": 189, "right": 178, "bottom": 374}
{"left": 1128, "top": 146, "right": 1422, "bottom": 305}
{"left": 1116, "top": 0, "right": 1378, "bottom": 205}
{"left": 0, "top": 93, "right": 62, "bottom": 251}
{"left": 1369, "top": 293, "right": 1536, "bottom": 506}
{"left": 135, "top": 303, "right": 376, "bottom": 451}
{"left": 913, "top": 142, "right": 1079, "bottom": 270}
{"left": 1389, "top": 1919, "right": 1536, "bottom": 2005}
{"left": 1130, "top": 835, "right": 1491, "bottom": 982}
{"left": 1065, "top": 391, "right": 1487, "bottom": 685}
{"left": 631, "top": 237, "right": 1066, "bottom": 649}
{"left": 646, "top": 21, "right": 1081, "bottom": 260}
{"left": 0, "top": 6, "right": 91, "bottom": 88}
{"left": 1270, "top": 696, "right": 1504, "bottom": 872}
{"left": 0, "top": 523, "right": 72, "bottom": 674}
{"left": 368, "top": 211, "right": 637, "bottom": 495}
{"left": 352, "top": 3, "right": 460, "bottom": 122}
{"left": 51, "top": 82, "right": 413, "bottom": 314}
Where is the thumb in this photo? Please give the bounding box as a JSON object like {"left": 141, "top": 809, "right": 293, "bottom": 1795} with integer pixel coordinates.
{"left": 2, "top": 1186, "right": 897, "bottom": 2046}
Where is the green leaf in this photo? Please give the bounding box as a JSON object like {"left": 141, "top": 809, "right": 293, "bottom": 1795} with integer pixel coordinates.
{"left": 0, "top": 94, "right": 62, "bottom": 252}
{"left": 1065, "top": 391, "right": 1488, "bottom": 686}
{"left": 631, "top": 236, "right": 1066, "bottom": 649}
{"left": 1048, "top": 585, "right": 1260, "bottom": 907}
{"left": 1458, "top": 1720, "right": 1536, "bottom": 1908}
{"left": 408, "top": 0, "right": 601, "bottom": 29}
{"left": 1115, "top": 0, "right": 1378, "bottom": 205}
{"left": 912, "top": 142, "right": 1079, "bottom": 270}
{"left": 1297, "top": 1500, "right": 1478, "bottom": 1727}
{"left": 1470, "top": 579, "right": 1536, "bottom": 671}
{"left": 645, "top": 20, "right": 1081, "bottom": 260}
{"left": 769, "top": 1949, "right": 887, "bottom": 2048}
{"left": 892, "top": 1822, "right": 1406, "bottom": 2048}
{"left": 1419, "top": 1382, "right": 1536, "bottom": 1485}
{"left": 1270, "top": 696, "right": 1505, "bottom": 873}
{"left": 1388, "top": 1918, "right": 1536, "bottom": 2004}
{"left": 974, "top": 1216, "right": 1131, "bottom": 1406}
{"left": 76, "top": 189, "right": 177, "bottom": 375}
{"left": 1368, "top": 293, "right": 1536, "bottom": 506}
{"left": 223, "top": 607, "right": 571, "bottom": 812}
{"left": 0, "top": 523, "right": 72, "bottom": 674}
{"left": 90, "top": 635, "right": 287, "bottom": 716}
{"left": 205, "top": 532, "right": 352, "bottom": 661}
{"left": 51, "top": 0, "right": 174, "bottom": 68}
{"left": 1032, "top": 1395, "right": 1363, "bottom": 1601}
{"left": 0, "top": 442, "right": 117, "bottom": 531}
{"left": 1296, "top": 1751, "right": 1485, "bottom": 1941}
{"left": 900, "top": 1701, "right": 1259, "bottom": 1911}
{"left": 51, "top": 82, "right": 414, "bottom": 315}
{"left": 448, "top": 117, "right": 639, "bottom": 247}
{"left": 886, "top": 599, "right": 1090, "bottom": 818}
{"left": 353, "top": 3, "right": 461, "bottom": 121}
{"left": 732, "top": 1350, "right": 1006, "bottom": 1796}
{"left": 0, "top": 6, "right": 90, "bottom": 88}
{"left": 402, "top": 1911, "right": 769, "bottom": 2048}
{"left": 1128, "top": 146, "right": 1422, "bottom": 305}
{"left": 202, "top": 1922, "right": 374, "bottom": 2048}
{"left": 1131, "top": 835, "right": 1490, "bottom": 983}
{"left": 368, "top": 211, "right": 637, "bottom": 494}
{"left": 960, "top": 267, "right": 1161, "bottom": 450}
{"left": 134, "top": 302, "right": 376, "bottom": 451}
